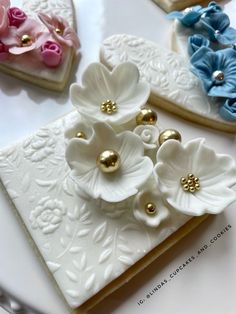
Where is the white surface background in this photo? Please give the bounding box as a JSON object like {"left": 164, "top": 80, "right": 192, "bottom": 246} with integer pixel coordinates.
{"left": 0, "top": 0, "right": 236, "bottom": 314}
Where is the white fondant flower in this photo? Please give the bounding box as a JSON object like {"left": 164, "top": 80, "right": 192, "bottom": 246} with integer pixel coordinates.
{"left": 155, "top": 138, "right": 236, "bottom": 216}
{"left": 66, "top": 122, "right": 153, "bottom": 202}
{"left": 30, "top": 197, "right": 66, "bottom": 234}
{"left": 133, "top": 124, "right": 159, "bottom": 149}
{"left": 64, "top": 119, "right": 94, "bottom": 142}
{"left": 133, "top": 187, "right": 170, "bottom": 228}
{"left": 70, "top": 62, "right": 150, "bottom": 125}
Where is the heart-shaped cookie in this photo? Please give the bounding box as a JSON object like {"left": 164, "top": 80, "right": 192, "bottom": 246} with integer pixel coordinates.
{"left": 0, "top": 0, "right": 80, "bottom": 91}
{"left": 151, "top": 0, "right": 206, "bottom": 12}
{"left": 100, "top": 34, "right": 236, "bottom": 133}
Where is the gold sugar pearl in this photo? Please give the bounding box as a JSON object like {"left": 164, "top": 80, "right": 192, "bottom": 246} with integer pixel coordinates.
{"left": 75, "top": 131, "right": 86, "bottom": 139}
{"left": 158, "top": 129, "right": 182, "bottom": 146}
{"left": 145, "top": 202, "right": 157, "bottom": 215}
{"left": 180, "top": 173, "right": 200, "bottom": 193}
{"left": 21, "top": 34, "right": 33, "bottom": 47}
{"left": 136, "top": 107, "right": 158, "bottom": 125}
{"left": 55, "top": 28, "right": 63, "bottom": 35}
{"left": 100, "top": 100, "right": 118, "bottom": 115}
{"left": 97, "top": 149, "right": 121, "bottom": 173}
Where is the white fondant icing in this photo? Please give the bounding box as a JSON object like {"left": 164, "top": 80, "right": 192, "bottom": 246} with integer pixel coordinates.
{"left": 0, "top": 111, "right": 191, "bottom": 309}
{"left": 100, "top": 34, "right": 236, "bottom": 131}
{"left": 22, "top": 0, "right": 74, "bottom": 28}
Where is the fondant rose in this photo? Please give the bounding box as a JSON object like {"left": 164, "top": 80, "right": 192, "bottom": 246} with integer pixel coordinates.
{"left": 219, "top": 98, "right": 236, "bottom": 121}
{"left": 0, "top": 40, "right": 9, "bottom": 61}
{"left": 8, "top": 7, "right": 27, "bottom": 28}
{"left": 38, "top": 13, "right": 80, "bottom": 49}
{"left": 188, "top": 34, "right": 210, "bottom": 56}
{"left": 41, "top": 40, "right": 62, "bottom": 67}
{"left": 133, "top": 125, "right": 159, "bottom": 150}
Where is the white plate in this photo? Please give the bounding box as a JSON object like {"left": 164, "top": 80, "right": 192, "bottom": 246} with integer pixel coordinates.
{"left": 0, "top": 1, "right": 236, "bottom": 314}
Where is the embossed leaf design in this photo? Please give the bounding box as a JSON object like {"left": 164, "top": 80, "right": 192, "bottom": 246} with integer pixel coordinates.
{"left": 69, "top": 247, "right": 82, "bottom": 254}
{"left": 77, "top": 229, "right": 90, "bottom": 237}
{"left": 85, "top": 273, "right": 96, "bottom": 291}
{"left": 46, "top": 261, "right": 61, "bottom": 273}
{"left": 21, "top": 173, "right": 31, "bottom": 192}
{"left": 98, "top": 248, "right": 112, "bottom": 264}
{"left": 104, "top": 264, "right": 113, "bottom": 281}
{"left": 79, "top": 252, "right": 87, "bottom": 271}
{"left": 102, "top": 235, "right": 113, "bottom": 248}
{"left": 66, "top": 270, "right": 78, "bottom": 283}
{"left": 93, "top": 221, "right": 108, "bottom": 243}
{"left": 60, "top": 237, "right": 68, "bottom": 248}
{"left": 65, "top": 225, "right": 73, "bottom": 237}
{"left": 118, "top": 256, "right": 134, "bottom": 266}
{"left": 66, "top": 290, "right": 80, "bottom": 298}
{"left": 118, "top": 244, "right": 132, "bottom": 254}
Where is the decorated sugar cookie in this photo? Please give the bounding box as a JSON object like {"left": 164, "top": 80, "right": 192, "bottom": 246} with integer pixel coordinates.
{"left": 100, "top": 33, "right": 236, "bottom": 132}
{"left": 0, "top": 62, "right": 235, "bottom": 313}
{"left": 151, "top": 0, "right": 208, "bottom": 13}
{"left": 0, "top": 0, "right": 80, "bottom": 91}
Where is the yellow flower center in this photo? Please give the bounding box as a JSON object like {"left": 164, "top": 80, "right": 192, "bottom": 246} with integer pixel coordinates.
{"left": 100, "top": 100, "right": 118, "bottom": 115}
{"left": 180, "top": 173, "right": 200, "bottom": 193}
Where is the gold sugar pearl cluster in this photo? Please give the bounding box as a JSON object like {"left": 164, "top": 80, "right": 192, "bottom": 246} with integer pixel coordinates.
{"left": 180, "top": 173, "right": 200, "bottom": 193}
{"left": 100, "top": 100, "right": 118, "bottom": 115}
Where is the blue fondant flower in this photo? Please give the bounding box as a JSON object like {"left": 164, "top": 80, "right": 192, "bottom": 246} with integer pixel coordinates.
{"left": 167, "top": 5, "right": 202, "bottom": 27}
{"left": 219, "top": 98, "right": 236, "bottom": 121}
{"left": 201, "top": 12, "right": 236, "bottom": 45}
{"left": 200, "top": 1, "right": 222, "bottom": 16}
{"left": 190, "top": 46, "right": 236, "bottom": 98}
{"left": 188, "top": 34, "right": 210, "bottom": 56}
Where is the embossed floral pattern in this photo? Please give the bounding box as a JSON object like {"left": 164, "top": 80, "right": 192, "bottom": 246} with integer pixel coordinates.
{"left": 23, "top": 129, "right": 57, "bottom": 162}
{"left": 30, "top": 197, "right": 66, "bottom": 234}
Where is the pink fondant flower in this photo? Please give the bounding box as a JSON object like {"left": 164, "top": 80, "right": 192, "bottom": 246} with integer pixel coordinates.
{"left": 0, "top": 40, "right": 9, "bottom": 61}
{"left": 38, "top": 13, "right": 80, "bottom": 49}
{"left": 2, "top": 18, "right": 49, "bottom": 55}
{"left": 0, "top": 0, "right": 10, "bottom": 36}
{"left": 8, "top": 7, "right": 27, "bottom": 28}
{"left": 41, "top": 40, "right": 62, "bottom": 67}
